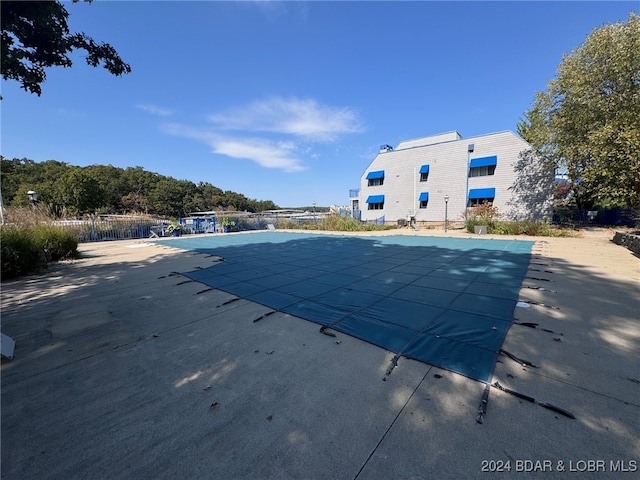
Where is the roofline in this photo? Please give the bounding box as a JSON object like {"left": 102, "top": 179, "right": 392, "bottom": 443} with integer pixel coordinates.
{"left": 396, "top": 130, "right": 462, "bottom": 145}
{"left": 392, "top": 130, "right": 528, "bottom": 152}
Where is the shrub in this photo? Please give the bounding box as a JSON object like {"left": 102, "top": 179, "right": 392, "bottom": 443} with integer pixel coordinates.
{"left": 275, "top": 214, "right": 392, "bottom": 232}
{"left": 275, "top": 219, "right": 301, "bottom": 230}
{"left": 0, "top": 226, "right": 43, "bottom": 278}
{"left": 476, "top": 219, "right": 577, "bottom": 237}
{"left": 465, "top": 203, "right": 501, "bottom": 233}
{"left": 32, "top": 224, "right": 80, "bottom": 262}
{"left": 320, "top": 215, "right": 365, "bottom": 231}
{"left": 318, "top": 214, "right": 393, "bottom": 232}
{"left": 1, "top": 224, "right": 79, "bottom": 279}
{"left": 491, "top": 222, "right": 519, "bottom": 235}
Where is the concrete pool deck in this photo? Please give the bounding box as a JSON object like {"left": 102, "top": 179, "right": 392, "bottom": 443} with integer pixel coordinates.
{"left": 1, "top": 228, "right": 638, "bottom": 479}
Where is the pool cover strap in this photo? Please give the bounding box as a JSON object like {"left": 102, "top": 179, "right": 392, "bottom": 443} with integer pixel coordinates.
{"left": 492, "top": 381, "right": 575, "bottom": 419}
{"left": 500, "top": 349, "right": 538, "bottom": 368}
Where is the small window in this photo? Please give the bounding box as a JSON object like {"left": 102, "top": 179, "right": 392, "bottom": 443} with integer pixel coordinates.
{"left": 366, "top": 170, "right": 384, "bottom": 186}
{"left": 468, "top": 188, "right": 495, "bottom": 206}
{"left": 368, "top": 202, "right": 384, "bottom": 210}
{"left": 419, "top": 165, "right": 430, "bottom": 182}
{"left": 469, "top": 165, "right": 496, "bottom": 177}
{"left": 418, "top": 192, "right": 429, "bottom": 209}
{"left": 467, "top": 198, "right": 494, "bottom": 207}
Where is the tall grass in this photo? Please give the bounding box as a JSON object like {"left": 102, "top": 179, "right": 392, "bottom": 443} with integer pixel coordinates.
{"left": 290, "top": 214, "right": 393, "bottom": 232}
{"left": 1, "top": 207, "right": 79, "bottom": 279}
{"left": 0, "top": 225, "right": 44, "bottom": 279}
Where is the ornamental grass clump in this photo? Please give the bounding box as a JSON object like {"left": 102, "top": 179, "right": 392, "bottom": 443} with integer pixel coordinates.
{"left": 0, "top": 224, "right": 79, "bottom": 279}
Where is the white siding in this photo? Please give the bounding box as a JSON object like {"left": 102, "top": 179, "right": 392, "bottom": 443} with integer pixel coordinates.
{"left": 395, "top": 131, "right": 462, "bottom": 150}
{"left": 359, "top": 131, "right": 545, "bottom": 223}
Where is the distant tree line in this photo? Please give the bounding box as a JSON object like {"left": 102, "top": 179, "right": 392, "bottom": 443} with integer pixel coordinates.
{"left": 0, "top": 157, "right": 279, "bottom": 217}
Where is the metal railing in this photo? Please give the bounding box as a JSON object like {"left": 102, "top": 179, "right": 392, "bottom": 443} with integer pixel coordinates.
{"left": 56, "top": 218, "right": 168, "bottom": 243}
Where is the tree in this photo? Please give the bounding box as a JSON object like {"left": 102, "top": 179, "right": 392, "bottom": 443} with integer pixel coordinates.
{"left": 518, "top": 13, "right": 640, "bottom": 211}
{"left": 56, "top": 168, "right": 106, "bottom": 215}
{"left": 1, "top": 157, "right": 280, "bottom": 217}
{"left": 1, "top": 0, "right": 131, "bottom": 96}
{"left": 85, "top": 164, "right": 127, "bottom": 213}
{"left": 149, "top": 178, "right": 195, "bottom": 218}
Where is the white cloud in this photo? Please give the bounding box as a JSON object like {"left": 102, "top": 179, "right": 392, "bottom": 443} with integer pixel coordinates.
{"left": 163, "top": 96, "right": 362, "bottom": 173}
{"left": 162, "top": 124, "right": 307, "bottom": 173}
{"left": 136, "top": 104, "right": 175, "bottom": 116}
{"left": 208, "top": 97, "right": 363, "bottom": 142}
{"left": 247, "top": 1, "right": 309, "bottom": 22}
{"left": 213, "top": 137, "right": 307, "bottom": 172}
{"left": 250, "top": 0, "right": 288, "bottom": 20}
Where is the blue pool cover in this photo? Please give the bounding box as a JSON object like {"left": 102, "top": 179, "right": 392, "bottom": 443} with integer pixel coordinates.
{"left": 158, "top": 232, "right": 534, "bottom": 383}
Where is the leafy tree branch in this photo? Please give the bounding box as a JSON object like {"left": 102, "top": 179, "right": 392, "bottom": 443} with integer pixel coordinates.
{"left": 1, "top": 0, "right": 131, "bottom": 96}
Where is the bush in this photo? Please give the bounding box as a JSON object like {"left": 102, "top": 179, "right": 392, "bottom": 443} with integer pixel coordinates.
{"left": 470, "top": 219, "right": 576, "bottom": 237}
{"left": 274, "top": 214, "right": 393, "bottom": 232}
{"left": 0, "top": 226, "right": 43, "bottom": 278}
{"left": 465, "top": 204, "right": 575, "bottom": 237}
{"left": 318, "top": 214, "right": 393, "bottom": 232}
{"left": 32, "top": 224, "right": 80, "bottom": 261}
{"left": 319, "top": 215, "right": 364, "bottom": 231}
{"left": 465, "top": 203, "right": 501, "bottom": 233}
{"left": 1, "top": 224, "right": 79, "bottom": 279}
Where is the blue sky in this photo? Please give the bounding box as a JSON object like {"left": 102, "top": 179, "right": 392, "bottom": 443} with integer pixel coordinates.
{"left": 1, "top": 1, "right": 637, "bottom": 208}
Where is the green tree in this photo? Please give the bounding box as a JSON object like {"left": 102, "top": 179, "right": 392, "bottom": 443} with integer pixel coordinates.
{"left": 0, "top": 156, "right": 28, "bottom": 203}
{"left": 120, "top": 166, "right": 158, "bottom": 214}
{"left": 253, "top": 199, "right": 278, "bottom": 211}
{"left": 85, "top": 164, "right": 126, "bottom": 213}
{"left": 0, "top": 157, "right": 69, "bottom": 207}
{"left": 518, "top": 13, "right": 640, "bottom": 210}
{"left": 195, "top": 182, "right": 225, "bottom": 211}
{"left": 56, "top": 168, "right": 106, "bottom": 215}
{"left": 1, "top": 0, "right": 131, "bottom": 96}
{"left": 1, "top": 157, "right": 280, "bottom": 217}
{"left": 149, "top": 178, "right": 195, "bottom": 217}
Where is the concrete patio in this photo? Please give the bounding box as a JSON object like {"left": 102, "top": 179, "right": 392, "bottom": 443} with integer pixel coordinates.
{"left": 1, "top": 228, "right": 638, "bottom": 479}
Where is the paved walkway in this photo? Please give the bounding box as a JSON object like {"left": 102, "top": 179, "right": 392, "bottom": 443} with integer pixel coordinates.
{"left": 1, "top": 228, "right": 638, "bottom": 479}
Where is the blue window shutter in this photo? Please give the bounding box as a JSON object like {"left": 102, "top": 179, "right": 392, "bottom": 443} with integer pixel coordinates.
{"left": 418, "top": 192, "right": 429, "bottom": 202}
{"left": 468, "top": 188, "right": 496, "bottom": 199}
{"left": 419, "top": 165, "right": 430, "bottom": 174}
{"left": 366, "top": 170, "right": 385, "bottom": 180}
{"left": 366, "top": 195, "right": 385, "bottom": 203}
{"left": 469, "top": 156, "right": 497, "bottom": 168}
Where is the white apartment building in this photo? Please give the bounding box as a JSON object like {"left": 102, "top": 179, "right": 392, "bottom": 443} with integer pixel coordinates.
{"left": 351, "top": 130, "right": 552, "bottom": 224}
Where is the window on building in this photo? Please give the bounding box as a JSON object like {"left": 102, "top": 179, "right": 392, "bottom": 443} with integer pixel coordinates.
{"left": 469, "top": 165, "right": 496, "bottom": 177}
{"left": 467, "top": 188, "right": 495, "bottom": 207}
{"left": 366, "top": 170, "right": 384, "bottom": 187}
{"left": 418, "top": 192, "right": 429, "bottom": 209}
{"left": 467, "top": 197, "right": 494, "bottom": 207}
{"left": 366, "top": 195, "right": 385, "bottom": 210}
{"left": 468, "top": 156, "right": 497, "bottom": 177}
{"left": 419, "top": 165, "right": 430, "bottom": 182}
